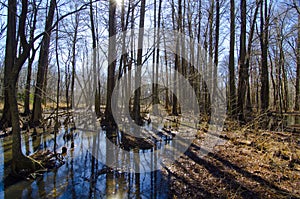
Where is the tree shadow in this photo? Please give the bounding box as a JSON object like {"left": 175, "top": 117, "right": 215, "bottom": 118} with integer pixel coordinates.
{"left": 181, "top": 144, "right": 299, "bottom": 198}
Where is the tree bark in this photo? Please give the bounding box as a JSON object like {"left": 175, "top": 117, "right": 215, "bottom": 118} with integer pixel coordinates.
{"left": 5, "top": 0, "right": 42, "bottom": 174}
{"left": 296, "top": 13, "right": 300, "bottom": 111}
{"left": 260, "top": 0, "right": 269, "bottom": 112}
{"left": 172, "top": 0, "right": 182, "bottom": 116}
{"left": 154, "top": 0, "right": 162, "bottom": 108}
{"left": 133, "top": 0, "right": 146, "bottom": 124}
{"left": 24, "top": 2, "right": 38, "bottom": 116}
{"left": 237, "top": 0, "right": 247, "bottom": 122}
{"left": 229, "top": 0, "right": 236, "bottom": 117}
{"left": 31, "top": 0, "right": 56, "bottom": 126}
{"left": 213, "top": 0, "right": 220, "bottom": 103}
{"left": 70, "top": 11, "right": 79, "bottom": 109}
{"left": 90, "top": 0, "right": 101, "bottom": 117}
{"left": 104, "top": 0, "right": 117, "bottom": 125}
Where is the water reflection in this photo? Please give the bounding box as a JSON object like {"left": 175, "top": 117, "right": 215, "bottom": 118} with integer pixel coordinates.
{"left": 0, "top": 126, "right": 170, "bottom": 198}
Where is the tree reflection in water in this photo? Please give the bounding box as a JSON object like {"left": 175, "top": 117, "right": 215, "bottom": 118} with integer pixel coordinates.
{"left": 0, "top": 126, "right": 170, "bottom": 198}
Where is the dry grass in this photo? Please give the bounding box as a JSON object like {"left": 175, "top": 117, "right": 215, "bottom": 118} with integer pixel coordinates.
{"left": 163, "top": 127, "right": 300, "bottom": 198}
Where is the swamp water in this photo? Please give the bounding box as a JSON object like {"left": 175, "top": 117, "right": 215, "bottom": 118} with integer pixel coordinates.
{"left": 0, "top": 123, "right": 172, "bottom": 198}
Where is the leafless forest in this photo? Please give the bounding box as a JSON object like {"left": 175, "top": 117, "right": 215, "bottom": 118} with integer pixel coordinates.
{"left": 0, "top": 0, "right": 299, "bottom": 198}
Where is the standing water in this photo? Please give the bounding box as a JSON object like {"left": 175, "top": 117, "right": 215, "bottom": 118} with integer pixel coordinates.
{"left": 0, "top": 124, "right": 171, "bottom": 198}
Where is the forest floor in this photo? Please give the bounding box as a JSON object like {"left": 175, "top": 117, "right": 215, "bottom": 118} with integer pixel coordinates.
{"left": 1, "top": 107, "right": 300, "bottom": 198}
{"left": 162, "top": 124, "right": 300, "bottom": 199}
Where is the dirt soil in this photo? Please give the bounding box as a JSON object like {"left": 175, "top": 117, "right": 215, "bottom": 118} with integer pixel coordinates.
{"left": 162, "top": 127, "right": 300, "bottom": 199}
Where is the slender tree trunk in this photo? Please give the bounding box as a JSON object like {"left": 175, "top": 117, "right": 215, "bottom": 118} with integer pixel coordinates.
{"left": 172, "top": 0, "right": 182, "bottom": 116}
{"left": 31, "top": 0, "right": 56, "bottom": 126}
{"left": 24, "top": 2, "right": 38, "bottom": 116}
{"left": 163, "top": 26, "right": 169, "bottom": 109}
{"left": 187, "top": 1, "right": 196, "bottom": 108}
{"left": 128, "top": 0, "right": 135, "bottom": 114}
{"left": 196, "top": 0, "right": 203, "bottom": 113}
{"left": 0, "top": 85, "right": 11, "bottom": 129}
{"left": 245, "top": 0, "right": 260, "bottom": 113}
{"left": 154, "top": 0, "right": 162, "bottom": 111}
{"left": 90, "top": 0, "right": 100, "bottom": 117}
{"left": 213, "top": 0, "right": 220, "bottom": 103}
{"left": 229, "top": 0, "right": 236, "bottom": 117}
{"left": 24, "top": 52, "right": 35, "bottom": 115}
{"left": 237, "top": 0, "right": 247, "bottom": 122}
{"left": 104, "top": 0, "right": 117, "bottom": 125}
{"left": 65, "top": 53, "right": 71, "bottom": 111}
{"left": 54, "top": 6, "right": 60, "bottom": 154}
{"left": 152, "top": 0, "right": 156, "bottom": 109}
{"left": 296, "top": 13, "right": 300, "bottom": 111}
{"left": 208, "top": 0, "right": 214, "bottom": 96}
{"left": 281, "top": 47, "right": 288, "bottom": 111}
{"left": 118, "top": 0, "right": 130, "bottom": 112}
{"left": 237, "top": 0, "right": 260, "bottom": 121}
{"left": 70, "top": 12, "right": 79, "bottom": 109}
{"left": 260, "top": 0, "right": 269, "bottom": 112}
{"left": 133, "top": 0, "right": 146, "bottom": 124}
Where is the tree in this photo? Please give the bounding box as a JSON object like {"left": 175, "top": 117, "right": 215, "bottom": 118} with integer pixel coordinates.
{"left": 104, "top": 0, "right": 117, "bottom": 126}
{"left": 5, "top": 0, "right": 42, "bottom": 174}
{"left": 90, "top": 0, "right": 101, "bottom": 117}
{"left": 228, "top": 0, "right": 236, "bottom": 116}
{"left": 31, "top": 0, "right": 57, "bottom": 126}
{"left": 260, "top": 0, "right": 270, "bottom": 112}
{"left": 295, "top": 13, "right": 300, "bottom": 111}
{"left": 133, "top": 0, "right": 146, "bottom": 124}
{"left": 172, "top": 0, "right": 182, "bottom": 116}
{"left": 208, "top": 0, "right": 214, "bottom": 97}
{"left": 153, "top": 0, "right": 162, "bottom": 112}
{"left": 237, "top": 0, "right": 260, "bottom": 121}
{"left": 213, "top": 0, "right": 220, "bottom": 102}
{"left": 24, "top": 1, "right": 39, "bottom": 116}
{"left": 237, "top": 0, "right": 247, "bottom": 122}
{"left": 70, "top": 9, "right": 80, "bottom": 109}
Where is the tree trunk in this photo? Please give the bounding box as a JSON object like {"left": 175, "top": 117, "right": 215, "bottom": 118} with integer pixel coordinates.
{"left": 296, "top": 13, "right": 300, "bottom": 111}
{"left": 70, "top": 12, "right": 79, "bottom": 109}
{"left": 154, "top": 0, "right": 162, "bottom": 110}
{"left": 237, "top": 0, "right": 247, "bottom": 122}
{"left": 90, "top": 0, "right": 101, "bottom": 117}
{"left": 228, "top": 0, "right": 236, "bottom": 117}
{"left": 104, "top": 0, "right": 117, "bottom": 125}
{"left": 152, "top": 0, "right": 156, "bottom": 110}
{"left": 5, "top": 0, "right": 42, "bottom": 174}
{"left": 133, "top": 0, "right": 146, "bottom": 124}
{"left": 24, "top": 52, "right": 35, "bottom": 115}
{"left": 213, "top": 0, "right": 220, "bottom": 103}
{"left": 172, "top": 0, "right": 182, "bottom": 116}
{"left": 24, "top": 2, "right": 38, "bottom": 116}
{"left": 31, "top": 0, "right": 56, "bottom": 126}
{"left": 260, "top": 0, "right": 269, "bottom": 112}
{"left": 208, "top": 0, "right": 214, "bottom": 96}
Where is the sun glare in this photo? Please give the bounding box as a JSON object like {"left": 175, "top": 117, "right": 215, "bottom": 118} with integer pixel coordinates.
{"left": 115, "top": 0, "right": 123, "bottom": 6}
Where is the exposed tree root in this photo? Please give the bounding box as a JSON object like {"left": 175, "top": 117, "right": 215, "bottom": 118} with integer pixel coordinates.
{"left": 11, "top": 155, "right": 44, "bottom": 178}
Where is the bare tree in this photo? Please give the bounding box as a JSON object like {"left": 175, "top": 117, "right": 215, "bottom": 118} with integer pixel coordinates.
{"left": 5, "top": 0, "right": 42, "bottom": 174}
{"left": 23, "top": 0, "right": 39, "bottom": 116}
{"left": 260, "top": 0, "right": 270, "bottom": 112}
{"left": 237, "top": 0, "right": 247, "bottom": 122}
{"left": 133, "top": 0, "right": 146, "bottom": 124}
{"left": 104, "top": 0, "right": 117, "bottom": 126}
{"left": 31, "top": 0, "right": 56, "bottom": 126}
{"left": 228, "top": 0, "right": 236, "bottom": 117}
{"left": 295, "top": 12, "right": 300, "bottom": 111}
{"left": 90, "top": 0, "right": 101, "bottom": 116}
